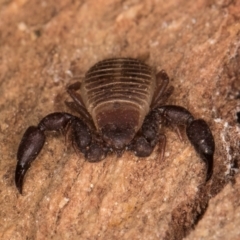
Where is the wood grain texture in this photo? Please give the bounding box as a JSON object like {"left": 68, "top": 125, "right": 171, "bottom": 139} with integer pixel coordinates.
{"left": 0, "top": 0, "right": 239, "bottom": 239}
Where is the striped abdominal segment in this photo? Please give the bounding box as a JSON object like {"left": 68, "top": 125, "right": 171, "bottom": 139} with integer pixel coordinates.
{"left": 81, "top": 58, "right": 156, "bottom": 132}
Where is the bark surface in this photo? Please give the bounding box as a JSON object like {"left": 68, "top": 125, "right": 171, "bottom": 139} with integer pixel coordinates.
{"left": 0, "top": 0, "right": 239, "bottom": 239}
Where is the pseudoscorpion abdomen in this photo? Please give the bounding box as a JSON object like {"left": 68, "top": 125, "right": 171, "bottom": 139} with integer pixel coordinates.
{"left": 81, "top": 58, "right": 156, "bottom": 131}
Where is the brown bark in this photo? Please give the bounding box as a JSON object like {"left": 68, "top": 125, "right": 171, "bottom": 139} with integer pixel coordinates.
{"left": 0, "top": 0, "right": 239, "bottom": 239}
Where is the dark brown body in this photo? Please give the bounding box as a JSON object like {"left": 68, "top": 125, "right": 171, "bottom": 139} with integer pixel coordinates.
{"left": 15, "top": 57, "right": 215, "bottom": 194}
{"left": 81, "top": 58, "right": 156, "bottom": 135}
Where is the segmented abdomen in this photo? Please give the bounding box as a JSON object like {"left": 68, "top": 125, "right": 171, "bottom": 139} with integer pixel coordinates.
{"left": 81, "top": 58, "right": 156, "bottom": 130}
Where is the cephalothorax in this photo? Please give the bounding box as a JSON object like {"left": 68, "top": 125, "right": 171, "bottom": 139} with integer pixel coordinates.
{"left": 15, "top": 58, "right": 215, "bottom": 194}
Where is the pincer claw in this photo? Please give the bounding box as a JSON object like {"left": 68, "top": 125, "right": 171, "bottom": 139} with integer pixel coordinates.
{"left": 15, "top": 126, "right": 45, "bottom": 194}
